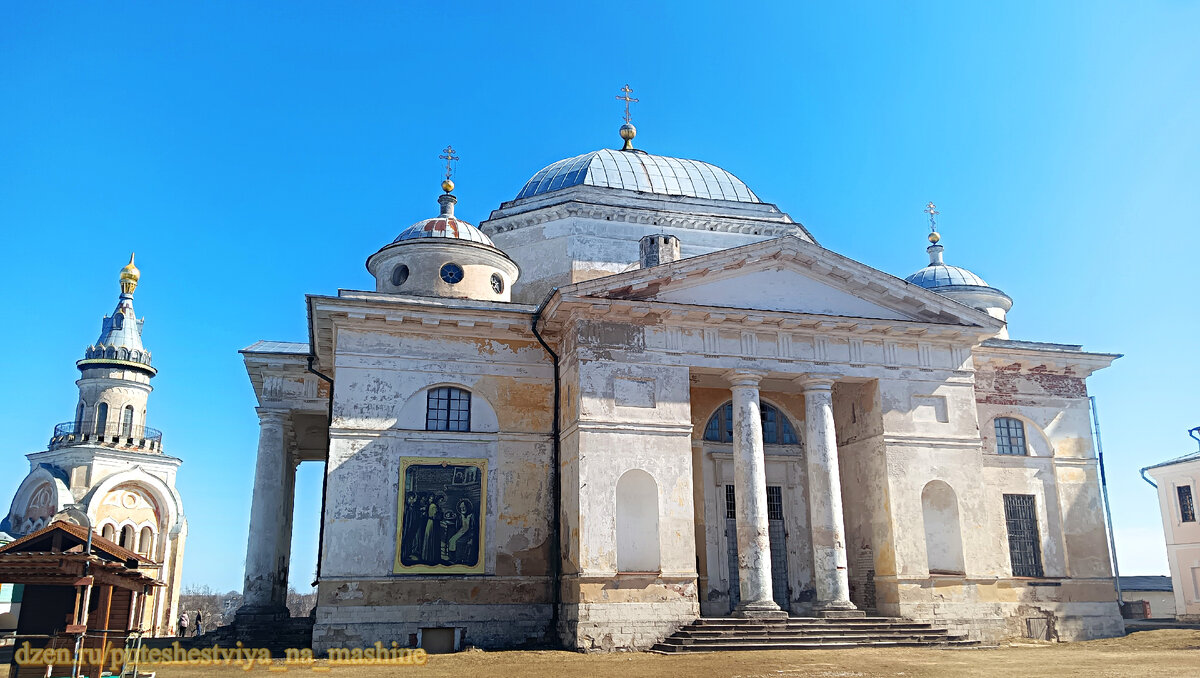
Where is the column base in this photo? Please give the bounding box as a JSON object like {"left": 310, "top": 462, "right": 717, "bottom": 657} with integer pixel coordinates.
{"left": 814, "top": 602, "right": 865, "bottom": 618}
{"left": 733, "top": 601, "right": 789, "bottom": 620}
{"left": 234, "top": 604, "right": 291, "bottom": 625}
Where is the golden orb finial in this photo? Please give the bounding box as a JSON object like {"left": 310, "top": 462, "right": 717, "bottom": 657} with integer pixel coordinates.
{"left": 442, "top": 179, "right": 455, "bottom": 193}
{"left": 619, "top": 122, "right": 637, "bottom": 151}
{"left": 928, "top": 231, "right": 941, "bottom": 244}
{"left": 119, "top": 253, "right": 140, "bottom": 295}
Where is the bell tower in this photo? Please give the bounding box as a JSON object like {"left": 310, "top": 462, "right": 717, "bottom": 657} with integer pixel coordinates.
{"left": 70, "top": 254, "right": 161, "bottom": 448}
{"left": 4, "top": 255, "right": 187, "bottom": 636}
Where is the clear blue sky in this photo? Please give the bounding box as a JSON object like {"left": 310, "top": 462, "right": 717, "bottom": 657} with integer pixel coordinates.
{"left": 2, "top": 2, "right": 1197, "bottom": 593}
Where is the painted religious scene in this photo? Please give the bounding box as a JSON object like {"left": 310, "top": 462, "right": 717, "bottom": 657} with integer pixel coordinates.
{"left": 395, "top": 459, "right": 486, "bottom": 574}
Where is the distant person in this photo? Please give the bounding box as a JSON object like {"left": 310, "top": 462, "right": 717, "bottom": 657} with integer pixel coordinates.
{"left": 195, "top": 611, "right": 203, "bottom": 636}
{"left": 178, "top": 611, "right": 189, "bottom": 637}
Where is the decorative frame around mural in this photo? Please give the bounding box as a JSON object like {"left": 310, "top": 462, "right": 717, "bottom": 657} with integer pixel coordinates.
{"left": 393, "top": 457, "right": 487, "bottom": 575}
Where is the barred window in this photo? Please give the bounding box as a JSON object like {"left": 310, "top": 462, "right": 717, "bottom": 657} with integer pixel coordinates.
{"left": 994, "top": 417, "right": 1028, "bottom": 456}
{"left": 1178, "top": 485, "right": 1196, "bottom": 523}
{"left": 725, "top": 485, "right": 736, "bottom": 520}
{"left": 703, "top": 402, "right": 798, "bottom": 445}
{"left": 766, "top": 486, "right": 784, "bottom": 521}
{"left": 1003, "top": 494, "right": 1044, "bottom": 578}
{"left": 425, "top": 387, "right": 471, "bottom": 432}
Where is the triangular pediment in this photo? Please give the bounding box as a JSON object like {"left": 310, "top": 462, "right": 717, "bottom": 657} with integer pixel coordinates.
{"left": 563, "top": 236, "right": 1002, "bottom": 328}
{"left": 652, "top": 267, "right": 911, "bottom": 319}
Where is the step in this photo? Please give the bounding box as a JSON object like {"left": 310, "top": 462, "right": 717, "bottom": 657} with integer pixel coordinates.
{"left": 663, "top": 633, "right": 957, "bottom": 644}
{"left": 672, "top": 632, "right": 954, "bottom": 642}
{"left": 682, "top": 623, "right": 938, "bottom": 634}
{"left": 651, "top": 639, "right": 978, "bottom": 653}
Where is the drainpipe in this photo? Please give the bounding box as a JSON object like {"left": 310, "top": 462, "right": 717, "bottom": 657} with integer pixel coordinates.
{"left": 1090, "top": 396, "right": 1122, "bottom": 605}
{"left": 308, "top": 356, "right": 334, "bottom": 588}
{"left": 530, "top": 289, "right": 562, "bottom": 648}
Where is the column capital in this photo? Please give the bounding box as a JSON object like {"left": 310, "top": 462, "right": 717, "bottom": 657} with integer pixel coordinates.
{"left": 255, "top": 408, "right": 288, "bottom": 425}
{"left": 795, "top": 373, "right": 839, "bottom": 392}
{"left": 724, "top": 369, "right": 768, "bottom": 388}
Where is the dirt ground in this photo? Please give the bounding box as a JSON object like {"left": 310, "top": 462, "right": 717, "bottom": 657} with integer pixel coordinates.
{"left": 145, "top": 629, "right": 1199, "bottom": 678}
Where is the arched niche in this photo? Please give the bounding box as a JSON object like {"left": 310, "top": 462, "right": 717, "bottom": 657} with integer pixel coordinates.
{"left": 921, "top": 480, "right": 965, "bottom": 575}
{"left": 616, "top": 469, "right": 661, "bottom": 573}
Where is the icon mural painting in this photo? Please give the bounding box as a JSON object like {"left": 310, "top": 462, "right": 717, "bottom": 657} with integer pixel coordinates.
{"left": 394, "top": 458, "right": 486, "bottom": 574}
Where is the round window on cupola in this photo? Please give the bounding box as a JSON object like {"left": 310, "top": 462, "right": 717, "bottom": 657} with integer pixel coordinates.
{"left": 391, "top": 264, "right": 410, "bottom": 287}
{"left": 440, "top": 263, "right": 464, "bottom": 284}
{"left": 490, "top": 273, "right": 504, "bottom": 294}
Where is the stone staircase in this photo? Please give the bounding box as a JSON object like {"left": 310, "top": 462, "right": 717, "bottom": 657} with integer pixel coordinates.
{"left": 651, "top": 617, "right": 977, "bottom": 653}
{"left": 145, "top": 616, "right": 314, "bottom": 658}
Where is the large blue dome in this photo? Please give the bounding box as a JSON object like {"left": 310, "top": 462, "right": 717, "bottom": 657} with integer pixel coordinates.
{"left": 515, "top": 148, "right": 760, "bottom": 203}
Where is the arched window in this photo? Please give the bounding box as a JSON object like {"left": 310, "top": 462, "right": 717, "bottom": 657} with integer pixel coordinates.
{"left": 921, "top": 480, "right": 965, "bottom": 575}
{"left": 616, "top": 469, "right": 660, "bottom": 572}
{"left": 95, "top": 403, "right": 109, "bottom": 436}
{"left": 75, "top": 402, "right": 85, "bottom": 430}
{"left": 703, "top": 402, "right": 798, "bottom": 444}
{"left": 426, "top": 387, "right": 471, "bottom": 432}
{"left": 101, "top": 524, "right": 116, "bottom": 542}
{"left": 139, "top": 526, "right": 154, "bottom": 556}
{"left": 112, "top": 313, "right": 124, "bottom": 331}
{"left": 119, "top": 525, "right": 135, "bottom": 549}
{"left": 122, "top": 406, "right": 135, "bottom": 436}
{"left": 994, "top": 417, "right": 1028, "bottom": 455}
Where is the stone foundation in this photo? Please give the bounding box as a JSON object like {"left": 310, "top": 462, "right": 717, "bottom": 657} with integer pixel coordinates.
{"left": 312, "top": 602, "right": 553, "bottom": 653}
{"left": 559, "top": 600, "right": 699, "bottom": 651}
{"left": 879, "top": 577, "right": 1125, "bottom": 643}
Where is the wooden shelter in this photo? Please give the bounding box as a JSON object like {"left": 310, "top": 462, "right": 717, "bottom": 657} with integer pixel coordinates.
{"left": 0, "top": 521, "right": 162, "bottom": 678}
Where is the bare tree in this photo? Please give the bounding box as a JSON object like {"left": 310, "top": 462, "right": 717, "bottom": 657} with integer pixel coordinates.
{"left": 286, "top": 587, "right": 317, "bottom": 618}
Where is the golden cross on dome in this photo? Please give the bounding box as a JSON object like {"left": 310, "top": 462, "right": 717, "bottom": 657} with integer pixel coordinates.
{"left": 924, "top": 201, "right": 940, "bottom": 232}
{"left": 616, "top": 84, "right": 638, "bottom": 124}
{"left": 439, "top": 145, "right": 459, "bottom": 181}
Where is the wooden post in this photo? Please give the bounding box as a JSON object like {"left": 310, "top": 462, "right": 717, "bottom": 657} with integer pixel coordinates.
{"left": 92, "top": 584, "right": 113, "bottom": 678}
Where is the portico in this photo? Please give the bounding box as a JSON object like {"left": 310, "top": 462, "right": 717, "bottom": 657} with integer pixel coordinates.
{"left": 236, "top": 347, "right": 332, "bottom": 622}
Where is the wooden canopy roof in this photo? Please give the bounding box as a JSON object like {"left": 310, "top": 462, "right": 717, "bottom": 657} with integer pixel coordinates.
{"left": 0, "top": 521, "right": 162, "bottom": 590}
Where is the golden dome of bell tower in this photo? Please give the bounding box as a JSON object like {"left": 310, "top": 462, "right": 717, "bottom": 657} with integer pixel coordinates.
{"left": 119, "top": 253, "right": 141, "bottom": 295}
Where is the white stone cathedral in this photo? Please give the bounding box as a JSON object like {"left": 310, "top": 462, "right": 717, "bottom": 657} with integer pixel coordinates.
{"left": 3, "top": 257, "right": 187, "bottom": 636}
{"left": 238, "top": 120, "right": 1123, "bottom": 651}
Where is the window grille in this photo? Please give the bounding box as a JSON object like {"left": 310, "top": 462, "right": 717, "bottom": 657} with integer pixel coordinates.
{"left": 725, "top": 485, "right": 736, "bottom": 520}
{"left": 1003, "top": 494, "right": 1044, "bottom": 577}
{"left": 766, "top": 486, "right": 784, "bottom": 521}
{"left": 994, "top": 417, "right": 1028, "bottom": 455}
{"left": 703, "top": 402, "right": 799, "bottom": 445}
{"left": 1178, "top": 485, "right": 1196, "bottom": 523}
{"left": 122, "top": 406, "right": 134, "bottom": 437}
{"left": 425, "top": 387, "right": 471, "bottom": 432}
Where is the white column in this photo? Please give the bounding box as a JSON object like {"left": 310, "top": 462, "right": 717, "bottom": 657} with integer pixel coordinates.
{"left": 726, "top": 370, "right": 785, "bottom": 618}
{"left": 240, "top": 408, "right": 292, "bottom": 615}
{"left": 798, "top": 374, "right": 858, "bottom": 614}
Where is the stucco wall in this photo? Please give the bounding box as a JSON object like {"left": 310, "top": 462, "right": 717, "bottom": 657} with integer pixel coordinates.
{"left": 314, "top": 322, "right": 556, "bottom": 650}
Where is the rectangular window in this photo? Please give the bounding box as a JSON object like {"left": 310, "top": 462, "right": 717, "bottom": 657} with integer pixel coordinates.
{"left": 1003, "top": 494, "right": 1044, "bottom": 577}
{"left": 1179, "top": 485, "right": 1196, "bottom": 523}
{"left": 725, "top": 485, "right": 736, "bottom": 520}
{"left": 425, "top": 387, "right": 471, "bottom": 432}
{"left": 766, "top": 486, "right": 784, "bottom": 521}
{"left": 994, "top": 417, "right": 1028, "bottom": 456}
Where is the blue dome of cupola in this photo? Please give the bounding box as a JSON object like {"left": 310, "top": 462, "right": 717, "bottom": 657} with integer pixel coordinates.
{"left": 904, "top": 259, "right": 991, "bottom": 289}
{"left": 515, "top": 148, "right": 760, "bottom": 204}
{"left": 902, "top": 211, "right": 1013, "bottom": 336}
